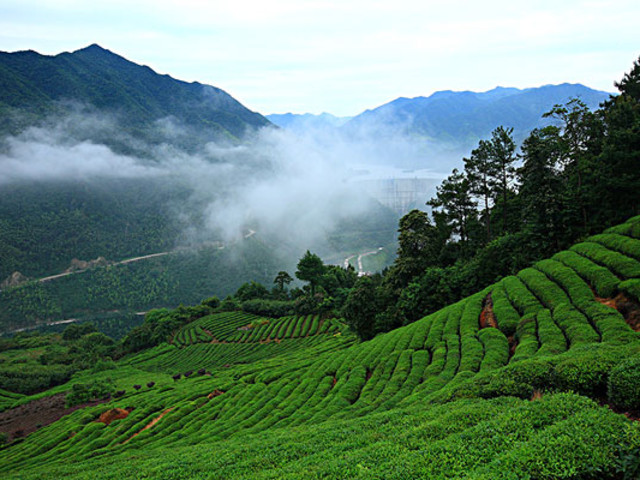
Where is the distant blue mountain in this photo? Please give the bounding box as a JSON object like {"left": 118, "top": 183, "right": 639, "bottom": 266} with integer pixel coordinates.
{"left": 343, "top": 84, "right": 612, "bottom": 149}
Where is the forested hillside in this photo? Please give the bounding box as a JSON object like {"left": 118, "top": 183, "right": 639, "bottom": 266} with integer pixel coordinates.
{"left": 0, "top": 45, "right": 400, "bottom": 334}
{"left": 0, "top": 44, "right": 270, "bottom": 148}
{"left": 344, "top": 83, "right": 610, "bottom": 151}
{"left": 340, "top": 59, "right": 640, "bottom": 339}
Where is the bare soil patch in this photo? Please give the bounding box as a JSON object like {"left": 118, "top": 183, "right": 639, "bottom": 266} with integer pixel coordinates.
{"left": 207, "top": 390, "right": 225, "bottom": 399}
{"left": 96, "top": 407, "right": 131, "bottom": 426}
{"left": 595, "top": 293, "right": 640, "bottom": 331}
{"left": 122, "top": 408, "right": 173, "bottom": 444}
{"left": 479, "top": 294, "right": 498, "bottom": 329}
{"left": 0, "top": 393, "right": 109, "bottom": 442}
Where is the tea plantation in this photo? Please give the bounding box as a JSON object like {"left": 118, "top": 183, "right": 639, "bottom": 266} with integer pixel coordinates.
{"left": 1, "top": 216, "right": 640, "bottom": 479}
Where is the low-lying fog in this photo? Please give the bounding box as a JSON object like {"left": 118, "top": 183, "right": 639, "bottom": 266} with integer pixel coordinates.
{"left": 0, "top": 108, "right": 460, "bottom": 253}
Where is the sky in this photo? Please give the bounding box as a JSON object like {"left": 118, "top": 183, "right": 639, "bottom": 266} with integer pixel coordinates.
{"left": 1, "top": 0, "right": 639, "bottom": 116}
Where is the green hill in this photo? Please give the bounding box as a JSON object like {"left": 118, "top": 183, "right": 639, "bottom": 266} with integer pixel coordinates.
{"left": 1, "top": 215, "right": 639, "bottom": 479}
{"left": 0, "top": 44, "right": 270, "bottom": 147}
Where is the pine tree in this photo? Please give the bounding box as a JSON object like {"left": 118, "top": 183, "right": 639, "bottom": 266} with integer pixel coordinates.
{"left": 597, "top": 56, "right": 640, "bottom": 222}
{"left": 517, "top": 127, "right": 564, "bottom": 252}
{"left": 464, "top": 139, "right": 495, "bottom": 243}
{"left": 543, "top": 98, "right": 603, "bottom": 233}
{"left": 427, "top": 169, "right": 476, "bottom": 245}
{"left": 485, "top": 126, "right": 517, "bottom": 234}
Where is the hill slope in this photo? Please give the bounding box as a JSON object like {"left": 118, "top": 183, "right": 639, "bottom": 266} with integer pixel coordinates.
{"left": 1, "top": 216, "right": 640, "bottom": 478}
{"left": 344, "top": 84, "right": 611, "bottom": 150}
{"left": 0, "top": 44, "right": 270, "bottom": 147}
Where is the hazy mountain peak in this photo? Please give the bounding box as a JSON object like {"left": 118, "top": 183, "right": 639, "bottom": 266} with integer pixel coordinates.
{"left": 0, "top": 45, "right": 271, "bottom": 148}
{"left": 344, "top": 83, "right": 611, "bottom": 152}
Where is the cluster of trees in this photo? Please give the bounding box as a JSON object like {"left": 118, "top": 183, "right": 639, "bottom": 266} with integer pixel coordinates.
{"left": 0, "top": 323, "right": 118, "bottom": 394}
{"left": 343, "top": 57, "right": 640, "bottom": 339}
{"left": 214, "top": 251, "right": 359, "bottom": 319}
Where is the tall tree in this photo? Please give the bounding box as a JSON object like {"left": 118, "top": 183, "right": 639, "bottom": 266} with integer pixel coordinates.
{"left": 295, "top": 251, "right": 325, "bottom": 295}
{"left": 273, "top": 271, "right": 293, "bottom": 293}
{"left": 486, "top": 126, "right": 517, "bottom": 234}
{"left": 342, "top": 275, "right": 380, "bottom": 340}
{"left": 597, "top": 57, "right": 640, "bottom": 222}
{"left": 543, "top": 98, "right": 604, "bottom": 232}
{"left": 385, "top": 209, "right": 442, "bottom": 291}
{"left": 427, "top": 169, "right": 476, "bottom": 246}
{"left": 464, "top": 139, "right": 495, "bottom": 242}
{"left": 517, "top": 126, "right": 565, "bottom": 252}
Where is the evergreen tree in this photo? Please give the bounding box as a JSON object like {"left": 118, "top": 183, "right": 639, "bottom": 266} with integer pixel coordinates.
{"left": 517, "top": 126, "right": 565, "bottom": 252}
{"left": 295, "top": 251, "right": 325, "bottom": 295}
{"left": 485, "top": 126, "right": 517, "bottom": 234}
{"left": 427, "top": 169, "right": 477, "bottom": 246}
{"left": 597, "top": 57, "right": 640, "bottom": 222}
{"left": 273, "top": 271, "right": 293, "bottom": 293}
{"left": 543, "top": 98, "right": 604, "bottom": 233}
{"left": 464, "top": 139, "right": 495, "bottom": 242}
{"left": 342, "top": 275, "right": 380, "bottom": 340}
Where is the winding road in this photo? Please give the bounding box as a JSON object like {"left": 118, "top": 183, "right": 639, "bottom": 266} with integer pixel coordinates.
{"left": 343, "top": 247, "right": 385, "bottom": 276}
{"left": 38, "top": 252, "right": 171, "bottom": 283}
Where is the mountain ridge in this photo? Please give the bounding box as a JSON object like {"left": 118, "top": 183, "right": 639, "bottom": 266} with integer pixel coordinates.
{"left": 0, "top": 44, "right": 271, "bottom": 146}
{"left": 343, "top": 83, "right": 612, "bottom": 149}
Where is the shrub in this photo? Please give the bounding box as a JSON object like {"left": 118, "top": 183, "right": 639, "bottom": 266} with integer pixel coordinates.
{"left": 241, "top": 299, "right": 295, "bottom": 318}
{"left": 589, "top": 233, "right": 640, "bottom": 261}
{"left": 200, "top": 296, "right": 220, "bottom": 309}
{"left": 551, "top": 345, "right": 626, "bottom": 397}
{"left": 511, "top": 313, "right": 539, "bottom": 362}
{"left": 219, "top": 296, "right": 241, "bottom": 312}
{"left": 478, "top": 328, "right": 509, "bottom": 372}
{"left": 66, "top": 379, "right": 114, "bottom": 407}
{"left": 491, "top": 285, "right": 520, "bottom": 336}
{"left": 535, "top": 259, "right": 594, "bottom": 307}
{"left": 553, "top": 250, "right": 619, "bottom": 298}
{"left": 535, "top": 309, "right": 567, "bottom": 356}
{"left": 500, "top": 276, "right": 541, "bottom": 316}
{"left": 571, "top": 242, "right": 640, "bottom": 278}
{"left": 518, "top": 268, "right": 570, "bottom": 310}
{"left": 608, "top": 356, "right": 640, "bottom": 411}
{"left": 552, "top": 303, "right": 600, "bottom": 346}
{"left": 619, "top": 279, "right": 640, "bottom": 303}
{"left": 583, "top": 302, "right": 637, "bottom": 344}
{"left": 91, "top": 358, "right": 117, "bottom": 373}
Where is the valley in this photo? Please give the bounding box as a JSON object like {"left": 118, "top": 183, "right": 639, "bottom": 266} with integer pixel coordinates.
{"left": 0, "top": 41, "right": 639, "bottom": 479}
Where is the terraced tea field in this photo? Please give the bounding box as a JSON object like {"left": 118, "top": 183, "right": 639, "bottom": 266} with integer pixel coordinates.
{"left": 1, "top": 216, "right": 640, "bottom": 479}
